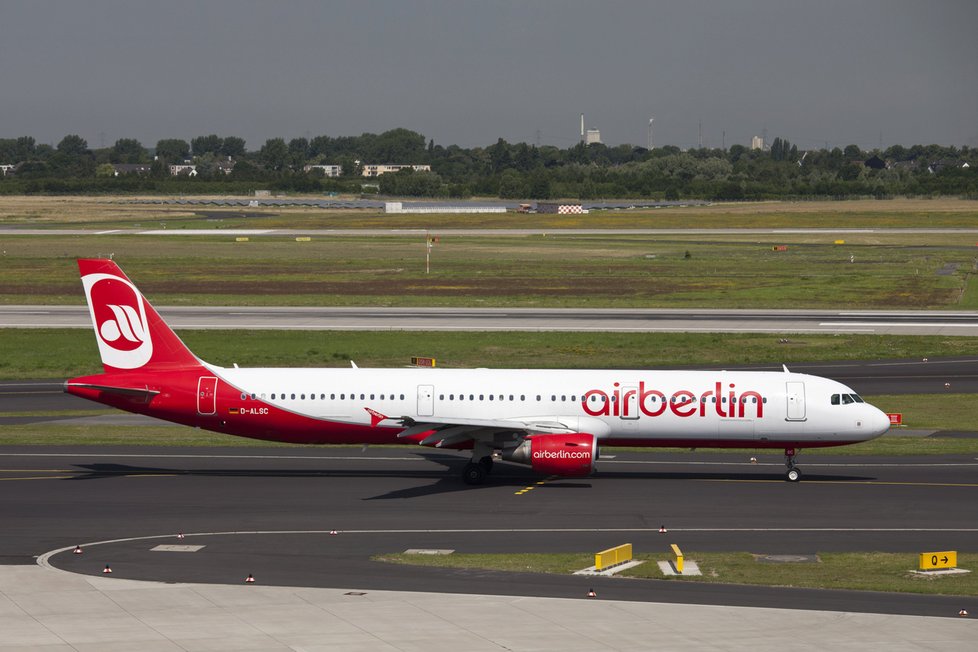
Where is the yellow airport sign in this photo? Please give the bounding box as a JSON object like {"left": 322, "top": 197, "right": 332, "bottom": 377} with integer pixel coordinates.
{"left": 671, "top": 543, "right": 684, "bottom": 574}
{"left": 595, "top": 543, "right": 632, "bottom": 571}
{"left": 919, "top": 550, "right": 957, "bottom": 571}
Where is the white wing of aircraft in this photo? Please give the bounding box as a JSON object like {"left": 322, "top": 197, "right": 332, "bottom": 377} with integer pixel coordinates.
{"left": 66, "top": 259, "right": 890, "bottom": 484}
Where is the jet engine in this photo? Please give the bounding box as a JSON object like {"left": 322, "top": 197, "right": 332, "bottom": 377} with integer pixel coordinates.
{"left": 502, "top": 433, "right": 598, "bottom": 477}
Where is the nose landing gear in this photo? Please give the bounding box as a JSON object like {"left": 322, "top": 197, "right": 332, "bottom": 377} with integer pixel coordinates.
{"left": 785, "top": 448, "right": 801, "bottom": 482}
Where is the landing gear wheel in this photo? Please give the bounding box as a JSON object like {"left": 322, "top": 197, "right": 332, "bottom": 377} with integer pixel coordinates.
{"left": 462, "top": 462, "right": 487, "bottom": 485}
{"left": 784, "top": 447, "right": 801, "bottom": 482}
{"left": 478, "top": 456, "right": 494, "bottom": 474}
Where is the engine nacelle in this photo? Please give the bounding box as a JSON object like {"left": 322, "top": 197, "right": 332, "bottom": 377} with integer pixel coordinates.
{"left": 502, "top": 433, "right": 598, "bottom": 477}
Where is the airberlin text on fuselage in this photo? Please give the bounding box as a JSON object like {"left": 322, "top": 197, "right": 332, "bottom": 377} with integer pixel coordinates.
{"left": 582, "top": 381, "right": 764, "bottom": 419}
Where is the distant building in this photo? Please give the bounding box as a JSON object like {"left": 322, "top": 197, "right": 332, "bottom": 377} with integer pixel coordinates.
{"left": 585, "top": 129, "right": 602, "bottom": 145}
{"left": 304, "top": 164, "right": 343, "bottom": 177}
{"left": 215, "top": 159, "right": 236, "bottom": 175}
{"left": 169, "top": 164, "right": 197, "bottom": 176}
{"left": 751, "top": 136, "right": 765, "bottom": 151}
{"left": 361, "top": 164, "right": 431, "bottom": 177}
{"left": 0, "top": 164, "right": 16, "bottom": 176}
{"left": 536, "top": 202, "right": 584, "bottom": 215}
{"left": 111, "top": 164, "right": 152, "bottom": 176}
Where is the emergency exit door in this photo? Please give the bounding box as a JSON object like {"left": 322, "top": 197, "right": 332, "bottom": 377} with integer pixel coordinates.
{"left": 197, "top": 376, "right": 218, "bottom": 415}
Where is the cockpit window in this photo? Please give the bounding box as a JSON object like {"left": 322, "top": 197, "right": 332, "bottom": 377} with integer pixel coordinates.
{"left": 842, "top": 394, "right": 855, "bottom": 404}
{"left": 851, "top": 394, "right": 865, "bottom": 403}
{"left": 831, "top": 394, "right": 840, "bottom": 405}
{"left": 832, "top": 393, "right": 864, "bottom": 405}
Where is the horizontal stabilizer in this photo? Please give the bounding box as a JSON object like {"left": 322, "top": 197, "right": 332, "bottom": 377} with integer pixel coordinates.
{"left": 65, "top": 382, "right": 160, "bottom": 401}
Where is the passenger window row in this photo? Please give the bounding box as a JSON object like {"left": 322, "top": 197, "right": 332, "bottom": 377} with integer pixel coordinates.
{"left": 246, "top": 392, "right": 766, "bottom": 405}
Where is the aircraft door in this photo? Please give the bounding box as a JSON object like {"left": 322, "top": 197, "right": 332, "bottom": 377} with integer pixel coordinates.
{"left": 785, "top": 381, "right": 806, "bottom": 421}
{"left": 197, "top": 376, "right": 218, "bottom": 415}
{"left": 417, "top": 384, "right": 434, "bottom": 417}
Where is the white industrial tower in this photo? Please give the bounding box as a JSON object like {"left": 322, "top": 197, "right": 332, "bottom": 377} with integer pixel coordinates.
{"left": 648, "top": 117, "right": 654, "bottom": 150}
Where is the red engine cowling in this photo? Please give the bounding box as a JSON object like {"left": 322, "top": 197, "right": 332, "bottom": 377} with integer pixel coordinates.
{"left": 502, "top": 433, "right": 598, "bottom": 477}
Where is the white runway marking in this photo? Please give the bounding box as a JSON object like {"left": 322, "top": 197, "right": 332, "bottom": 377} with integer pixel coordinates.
{"left": 823, "top": 322, "right": 978, "bottom": 329}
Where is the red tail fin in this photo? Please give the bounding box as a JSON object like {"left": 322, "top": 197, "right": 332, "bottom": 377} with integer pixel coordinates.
{"left": 78, "top": 259, "right": 201, "bottom": 372}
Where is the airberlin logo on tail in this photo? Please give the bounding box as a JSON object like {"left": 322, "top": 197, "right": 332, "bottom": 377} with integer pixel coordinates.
{"left": 82, "top": 273, "right": 153, "bottom": 369}
{"left": 99, "top": 304, "right": 146, "bottom": 350}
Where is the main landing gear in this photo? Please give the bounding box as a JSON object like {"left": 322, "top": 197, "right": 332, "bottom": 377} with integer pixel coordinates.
{"left": 784, "top": 448, "right": 801, "bottom": 482}
{"left": 461, "top": 442, "right": 494, "bottom": 485}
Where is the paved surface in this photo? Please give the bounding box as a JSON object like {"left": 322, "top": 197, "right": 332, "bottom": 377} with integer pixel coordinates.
{"left": 2, "top": 447, "right": 977, "bottom": 616}
{"left": 5, "top": 305, "right": 978, "bottom": 336}
{"left": 3, "top": 356, "right": 977, "bottom": 648}
{"left": 2, "top": 565, "right": 975, "bottom": 651}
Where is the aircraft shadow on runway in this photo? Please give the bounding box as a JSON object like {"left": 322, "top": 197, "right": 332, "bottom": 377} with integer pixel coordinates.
{"left": 59, "top": 456, "right": 875, "bottom": 499}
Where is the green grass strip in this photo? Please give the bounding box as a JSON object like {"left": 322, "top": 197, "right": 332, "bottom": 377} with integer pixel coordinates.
{"left": 5, "top": 328, "right": 978, "bottom": 380}
{"left": 375, "top": 551, "right": 978, "bottom": 596}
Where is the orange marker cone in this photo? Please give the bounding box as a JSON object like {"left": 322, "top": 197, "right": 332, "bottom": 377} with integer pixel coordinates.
{"left": 102, "top": 564, "right": 112, "bottom": 574}
{"left": 73, "top": 545, "right": 83, "bottom": 554}
{"left": 245, "top": 573, "right": 255, "bottom": 584}
{"left": 587, "top": 589, "right": 597, "bottom": 598}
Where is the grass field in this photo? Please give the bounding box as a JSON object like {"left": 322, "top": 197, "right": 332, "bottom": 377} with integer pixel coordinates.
{"left": 5, "top": 328, "right": 978, "bottom": 379}
{"left": 2, "top": 196, "right": 978, "bottom": 229}
{"left": 374, "top": 551, "right": 978, "bottom": 596}
{"left": 1, "top": 231, "right": 976, "bottom": 309}
{"left": 3, "top": 197, "right": 978, "bottom": 309}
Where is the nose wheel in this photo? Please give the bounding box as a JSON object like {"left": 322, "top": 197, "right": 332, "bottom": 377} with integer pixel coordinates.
{"left": 785, "top": 448, "right": 801, "bottom": 482}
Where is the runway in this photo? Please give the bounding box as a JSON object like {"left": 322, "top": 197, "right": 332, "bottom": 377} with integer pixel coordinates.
{"left": 5, "top": 304, "right": 978, "bottom": 335}
{"left": 1, "top": 446, "right": 976, "bottom": 619}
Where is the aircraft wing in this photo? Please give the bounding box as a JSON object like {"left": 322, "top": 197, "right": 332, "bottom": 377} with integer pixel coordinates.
{"left": 396, "top": 415, "right": 578, "bottom": 448}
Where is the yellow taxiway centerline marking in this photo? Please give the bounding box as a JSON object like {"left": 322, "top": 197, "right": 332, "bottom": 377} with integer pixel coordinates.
{"left": 515, "top": 476, "right": 559, "bottom": 495}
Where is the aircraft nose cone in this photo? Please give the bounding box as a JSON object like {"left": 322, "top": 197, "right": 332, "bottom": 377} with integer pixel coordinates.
{"left": 869, "top": 407, "right": 891, "bottom": 437}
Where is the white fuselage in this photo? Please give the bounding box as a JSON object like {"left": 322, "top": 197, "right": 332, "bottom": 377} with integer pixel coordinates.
{"left": 213, "top": 366, "right": 890, "bottom": 448}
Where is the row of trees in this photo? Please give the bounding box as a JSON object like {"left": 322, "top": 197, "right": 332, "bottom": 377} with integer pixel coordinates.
{"left": 1, "top": 130, "right": 976, "bottom": 199}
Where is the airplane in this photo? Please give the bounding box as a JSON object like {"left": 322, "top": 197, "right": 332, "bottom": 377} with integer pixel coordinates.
{"left": 65, "top": 259, "right": 891, "bottom": 484}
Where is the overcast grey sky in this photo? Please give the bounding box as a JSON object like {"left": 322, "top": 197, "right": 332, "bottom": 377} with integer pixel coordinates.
{"left": 1, "top": 0, "right": 975, "bottom": 152}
